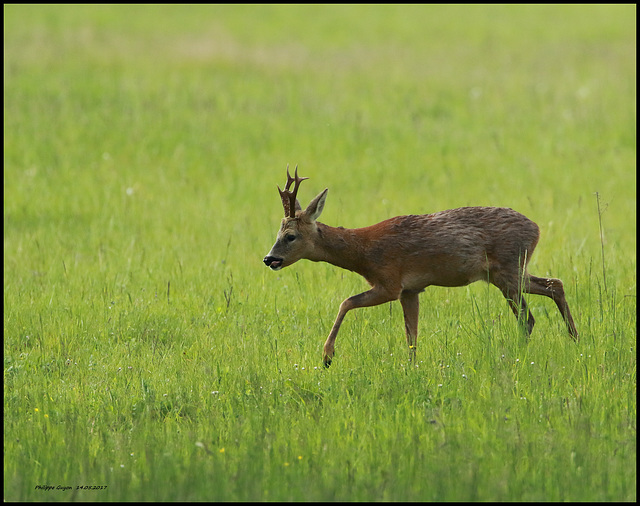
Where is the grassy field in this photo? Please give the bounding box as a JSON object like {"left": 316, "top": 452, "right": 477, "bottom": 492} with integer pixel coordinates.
{"left": 4, "top": 4, "right": 636, "bottom": 501}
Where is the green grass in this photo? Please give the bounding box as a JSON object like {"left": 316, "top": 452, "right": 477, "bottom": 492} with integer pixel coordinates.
{"left": 4, "top": 4, "right": 636, "bottom": 501}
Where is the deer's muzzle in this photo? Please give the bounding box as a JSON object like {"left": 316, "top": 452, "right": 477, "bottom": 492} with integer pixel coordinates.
{"left": 263, "top": 256, "right": 284, "bottom": 270}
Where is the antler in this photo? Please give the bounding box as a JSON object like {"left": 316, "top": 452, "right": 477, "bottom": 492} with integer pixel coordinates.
{"left": 278, "top": 164, "right": 308, "bottom": 218}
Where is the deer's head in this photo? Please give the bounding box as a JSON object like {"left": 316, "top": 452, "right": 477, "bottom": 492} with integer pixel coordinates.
{"left": 263, "top": 166, "right": 328, "bottom": 271}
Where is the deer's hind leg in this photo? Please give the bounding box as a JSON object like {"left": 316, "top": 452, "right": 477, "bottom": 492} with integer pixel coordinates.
{"left": 490, "top": 270, "right": 536, "bottom": 335}
{"left": 501, "top": 285, "right": 536, "bottom": 335}
{"left": 525, "top": 275, "right": 578, "bottom": 340}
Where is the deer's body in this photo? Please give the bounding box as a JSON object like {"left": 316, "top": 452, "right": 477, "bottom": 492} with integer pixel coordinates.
{"left": 264, "top": 168, "right": 578, "bottom": 367}
{"left": 310, "top": 208, "right": 539, "bottom": 290}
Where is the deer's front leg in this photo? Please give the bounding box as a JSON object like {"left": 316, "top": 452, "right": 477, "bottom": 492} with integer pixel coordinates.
{"left": 323, "top": 286, "right": 399, "bottom": 368}
{"left": 400, "top": 290, "right": 420, "bottom": 363}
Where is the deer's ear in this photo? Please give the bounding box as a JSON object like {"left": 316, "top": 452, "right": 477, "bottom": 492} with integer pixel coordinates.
{"left": 302, "top": 188, "right": 328, "bottom": 222}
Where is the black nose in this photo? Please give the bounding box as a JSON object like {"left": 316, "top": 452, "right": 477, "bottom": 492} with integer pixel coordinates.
{"left": 263, "top": 256, "right": 283, "bottom": 270}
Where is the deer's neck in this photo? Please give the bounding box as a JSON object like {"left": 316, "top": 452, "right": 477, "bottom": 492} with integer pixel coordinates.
{"left": 311, "top": 222, "right": 372, "bottom": 277}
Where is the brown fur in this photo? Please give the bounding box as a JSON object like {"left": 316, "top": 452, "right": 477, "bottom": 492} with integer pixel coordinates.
{"left": 264, "top": 184, "right": 578, "bottom": 368}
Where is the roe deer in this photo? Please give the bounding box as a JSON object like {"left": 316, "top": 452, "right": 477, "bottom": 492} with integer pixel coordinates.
{"left": 263, "top": 167, "right": 578, "bottom": 368}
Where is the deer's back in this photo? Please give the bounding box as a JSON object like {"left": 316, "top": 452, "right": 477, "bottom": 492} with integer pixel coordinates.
{"left": 359, "top": 206, "right": 540, "bottom": 289}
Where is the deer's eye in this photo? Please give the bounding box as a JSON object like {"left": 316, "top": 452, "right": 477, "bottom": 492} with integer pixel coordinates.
{"left": 286, "top": 234, "right": 296, "bottom": 242}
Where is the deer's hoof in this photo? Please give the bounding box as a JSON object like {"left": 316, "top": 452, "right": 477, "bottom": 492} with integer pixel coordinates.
{"left": 323, "top": 356, "right": 332, "bottom": 368}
